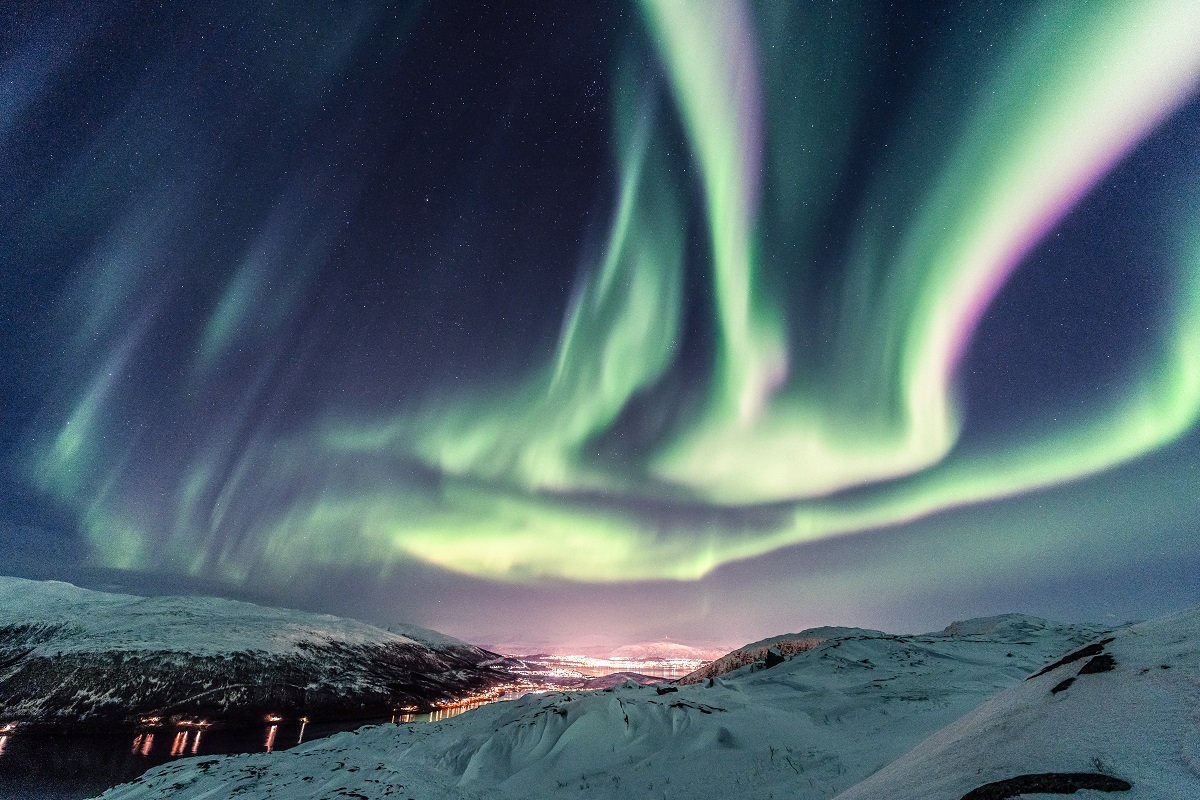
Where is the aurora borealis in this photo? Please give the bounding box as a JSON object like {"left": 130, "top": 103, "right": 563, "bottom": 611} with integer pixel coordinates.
{"left": 3, "top": 0, "right": 1200, "bottom": 647}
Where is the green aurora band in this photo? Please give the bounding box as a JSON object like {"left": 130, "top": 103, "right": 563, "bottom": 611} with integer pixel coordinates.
{"left": 24, "top": 0, "right": 1200, "bottom": 585}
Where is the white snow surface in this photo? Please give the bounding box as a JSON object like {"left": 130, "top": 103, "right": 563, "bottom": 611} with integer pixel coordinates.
{"left": 833, "top": 606, "right": 1200, "bottom": 800}
{"left": 0, "top": 576, "right": 465, "bottom": 656}
{"left": 96, "top": 613, "right": 1127, "bottom": 800}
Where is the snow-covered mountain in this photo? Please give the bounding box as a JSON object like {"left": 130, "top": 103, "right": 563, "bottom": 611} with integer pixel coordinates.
{"left": 833, "top": 607, "right": 1200, "bottom": 800}
{"left": 605, "top": 641, "right": 725, "bottom": 661}
{"left": 0, "top": 577, "right": 508, "bottom": 726}
{"left": 95, "top": 613, "right": 1134, "bottom": 800}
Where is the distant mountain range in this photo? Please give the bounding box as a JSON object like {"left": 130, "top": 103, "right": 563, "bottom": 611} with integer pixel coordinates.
{"left": 488, "top": 640, "right": 726, "bottom": 662}
{"left": 95, "top": 608, "right": 1200, "bottom": 799}
{"left": 604, "top": 640, "right": 727, "bottom": 661}
{"left": 0, "top": 577, "right": 509, "bottom": 727}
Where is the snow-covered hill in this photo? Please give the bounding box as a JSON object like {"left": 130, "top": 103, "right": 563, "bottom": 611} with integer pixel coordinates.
{"left": 577, "top": 671, "right": 669, "bottom": 689}
{"left": 0, "top": 577, "right": 507, "bottom": 726}
{"left": 833, "top": 607, "right": 1200, "bottom": 800}
{"left": 677, "top": 625, "right": 874, "bottom": 685}
{"left": 95, "top": 613, "right": 1117, "bottom": 800}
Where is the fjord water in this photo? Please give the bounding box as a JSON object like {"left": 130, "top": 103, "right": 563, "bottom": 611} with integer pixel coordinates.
{"left": 0, "top": 715, "right": 449, "bottom": 800}
{"left": 0, "top": 680, "right": 618, "bottom": 799}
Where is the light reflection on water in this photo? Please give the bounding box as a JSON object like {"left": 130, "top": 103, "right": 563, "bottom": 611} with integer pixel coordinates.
{"left": 114, "top": 721, "right": 338, "bottom": 762}
{"left": 392, "top": 690, "right": 532, "bottom": 724}
{"left": 0, "top": 683, "right": 614, "bottom": 778}
{"left": 394, "top": 699, "right": 487, "bottom": 724}
{"left": 106, "top": 717, "right": 338, "bottom": 762}
{"left": 0, "top": 689, "right": 566, "bottom": 799}
{"left": 0, "top": 717, "right": 397, "bottom": 800}
{"left": 130, "top": 733, "right": 155, "bottom": 756}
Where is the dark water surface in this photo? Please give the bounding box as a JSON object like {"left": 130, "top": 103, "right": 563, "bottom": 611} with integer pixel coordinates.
{"left": 0, "top": 686, "right": 610, "bottom": 798}
{"left": 0, "top": 716, "right": 400, "bottom": 800}
{"left": 0, "top": 696, "right": 508, "bottom": 800}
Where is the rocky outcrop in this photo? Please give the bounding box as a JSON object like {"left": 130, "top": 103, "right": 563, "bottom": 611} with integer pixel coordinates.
{"left": 959, "top": 772, "right": 1131, "bottom": 799}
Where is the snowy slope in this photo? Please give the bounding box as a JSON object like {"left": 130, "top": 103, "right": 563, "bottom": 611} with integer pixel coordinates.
{"left": 0, "top": 577, "right": 506, "bottom": 725}
{"left": 96, "top": 614, "right": 1109, "bottom": 800}
{"left": 833, "top": 607, "right": 1200, "bottom": 800}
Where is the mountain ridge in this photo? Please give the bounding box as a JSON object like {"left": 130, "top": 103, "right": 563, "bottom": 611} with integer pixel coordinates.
{"left": 0, "top": 576, "right": 508, "bottom": 727}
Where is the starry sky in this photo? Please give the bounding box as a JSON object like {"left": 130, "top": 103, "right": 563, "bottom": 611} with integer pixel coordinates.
{"left": 3, "top": 0, "right": 1200, "bottom": 651}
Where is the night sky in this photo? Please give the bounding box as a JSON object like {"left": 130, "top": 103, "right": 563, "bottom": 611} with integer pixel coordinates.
{"left": 3, "top": 0, "right": 1200, "bottom": 651}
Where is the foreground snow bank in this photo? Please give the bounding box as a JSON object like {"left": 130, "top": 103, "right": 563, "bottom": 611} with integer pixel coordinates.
{"left": 834, "top": 607, "right": 1200, "bottom": 800}
{"left": 97, "top": 614, "right": 1111, "bottom": 800}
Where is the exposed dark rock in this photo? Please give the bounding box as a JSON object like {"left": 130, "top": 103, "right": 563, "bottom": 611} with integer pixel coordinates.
{"left": 763, "top": 648, "right": 785, "bottom": 669}
{"left": 1050, "top": 677, "right": 1075, "bottom": 694}
{"left": 1078, "top": 654, "right": 1116, "bottom": 675}
{"left": 1028, "top": 638, "right": 1115, "bottom": 679}
{"left": 960, "top": 772, "right": 1131, "bottom": 798}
